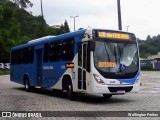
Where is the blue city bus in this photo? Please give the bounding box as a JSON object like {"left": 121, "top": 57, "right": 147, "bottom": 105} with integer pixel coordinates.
{"left": 10, "top": 28, "right": 140, "bottom": 100}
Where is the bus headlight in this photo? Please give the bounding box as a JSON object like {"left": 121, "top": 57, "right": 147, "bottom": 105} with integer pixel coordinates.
{"left": 93, "top": 74, "right": 105, "bottom": 85}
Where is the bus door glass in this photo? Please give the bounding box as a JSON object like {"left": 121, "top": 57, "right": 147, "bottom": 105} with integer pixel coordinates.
{"left": 78, "top": 43, "right": 87, "bottom": 90}
{"left": 36, "top": 49, "right": 43, "bottom": 86}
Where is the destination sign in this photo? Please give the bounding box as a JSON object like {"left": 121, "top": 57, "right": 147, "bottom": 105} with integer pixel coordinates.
{"left": 94, "top": 30, "right": 132, "bottom": 40}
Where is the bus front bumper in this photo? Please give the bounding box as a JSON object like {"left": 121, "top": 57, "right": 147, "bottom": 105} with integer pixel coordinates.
{"left": 86, "top": 81, "right": 140, "bottom": 94}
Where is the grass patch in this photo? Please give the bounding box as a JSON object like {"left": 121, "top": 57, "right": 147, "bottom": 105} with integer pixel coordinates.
{"left": 0, "top": 70, "right": 10, "bottom": 75}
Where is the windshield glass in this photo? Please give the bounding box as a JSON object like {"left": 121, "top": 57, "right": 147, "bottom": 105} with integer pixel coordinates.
{"left": 94, "top": 41, "right": 139, "bottom": 79}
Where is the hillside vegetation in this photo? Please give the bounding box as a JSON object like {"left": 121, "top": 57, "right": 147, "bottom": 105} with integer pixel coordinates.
{"left": 138, "top": 35, "right": 160, "bottom": 58}
{"left": 0, "top": 0, "right": 70, "bottom": 62}
{"left": 0, "top": 0, "right": 160, "bottom": 62}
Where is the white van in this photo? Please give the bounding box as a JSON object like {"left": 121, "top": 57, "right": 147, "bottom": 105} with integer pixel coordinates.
{"left": 4, "top": 63, "right": 10, "bottom": 70}
{"left": 0, "top": 63, "right": 4, "bottom": 70}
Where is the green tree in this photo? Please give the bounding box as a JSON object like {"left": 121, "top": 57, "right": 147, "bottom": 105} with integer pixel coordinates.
{"left": 139, "top": 34, "right": 160, "bottom": 58}
{"left": 3, "top": 7, "right": 13, "bottom": 22}
{"left": 63, "top": 20, "right": 70, "bottom": 33}
{"left": 0, "top": 5, "right": 3, "bottom": 20}
{"left": 146, "top": 35, "right": 152, "bottom": 41}
{"left": 11, "top": 0, "right": 33, "bottom": 8}
{"left": 0, "top": 1, "right": 72, "bottom": 62}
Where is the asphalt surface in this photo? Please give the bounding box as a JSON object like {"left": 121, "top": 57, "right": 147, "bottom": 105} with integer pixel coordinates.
{"left": 0, "top": 71, "right": 160, "bottom": 120}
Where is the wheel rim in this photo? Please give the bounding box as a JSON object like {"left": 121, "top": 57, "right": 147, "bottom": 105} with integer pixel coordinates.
{"left": 26, "top": 82, "right": 28, "bottom": 90}
{"left": 25, "top": 79, "right": 29, "bottom": 90}
{"left": 68, "top": 85, "right": 71, "bottom": 97}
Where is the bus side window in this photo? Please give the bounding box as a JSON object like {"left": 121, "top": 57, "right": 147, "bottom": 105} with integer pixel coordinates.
{"left": 78, "top": 44, "right": 82, "bottom": 67}
{"left": 44, "top": 43, "right": 50, "bottom": 62}
{"left": 29, "top": 47, "right": 34, "bottom": 63}
{"left": 50, "top": 41, "right": 62, "bottom": 61}
{"left": 83, "top": 44, "right": 87, "bottom": 69}
{"left": 44, "top": 41, "right": 62, "bottom": 62}
{"left": 11, "top": 50, "right": 17, "bottom": 64}
{"left": 62, "top": 38, "right": 74, "bottom": 61}
{"left": 23, "top": 48, "right": 33, "bottom": 64}
{"left": 87, "top": 43, "right": 90, "bottom": 72}
{"left": 11, "top": 47, "right": 34, "bottom": 65}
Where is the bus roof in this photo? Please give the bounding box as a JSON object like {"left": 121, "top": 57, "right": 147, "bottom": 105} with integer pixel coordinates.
{"left": 11, "top": 28, "right": 135, "bottom": 51}
{"left": 11, "top": 29, "right": 87, "bottom": 50}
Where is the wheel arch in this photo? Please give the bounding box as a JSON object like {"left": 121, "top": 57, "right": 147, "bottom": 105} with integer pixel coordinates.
{"left": 23, "top": 73, "right": 30, "bottom": 85}
{"left": 62, "top": 74, "right": 72, "bottom": 91}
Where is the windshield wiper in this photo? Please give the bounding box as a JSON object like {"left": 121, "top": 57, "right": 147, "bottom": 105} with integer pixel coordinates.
{"left": 104, "top": 42, "right": 110, "bottom": 62}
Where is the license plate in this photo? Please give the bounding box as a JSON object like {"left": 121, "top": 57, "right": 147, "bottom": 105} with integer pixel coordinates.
{"left": 117, "top": 90, "right": 125, "bottom": 94}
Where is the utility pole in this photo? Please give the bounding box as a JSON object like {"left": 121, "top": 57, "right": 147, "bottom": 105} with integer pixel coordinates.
{"left": 70, "top": 16, "right": 79, "bottom": 31}
{"left": 40, "top": 0, "right": 44, "bottom": 36}
{"left": 126, "top": 25, "right": 130, "bottom": 32}
{"left": 117, "top": 0, "right": 122, "bottom": 30}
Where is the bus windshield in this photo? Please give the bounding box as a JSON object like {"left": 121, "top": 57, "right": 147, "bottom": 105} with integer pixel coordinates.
{"left": 94, "top": 40, "right": 139, "bottom": 79}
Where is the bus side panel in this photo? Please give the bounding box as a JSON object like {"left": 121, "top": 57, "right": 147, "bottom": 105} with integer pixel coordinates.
{"left": 10, "top": 64, "right": 36, "bottom": 85}
{"left": 42, "top": 62, "right": 68, "bottom": 88}
{"left": 42, "top": 37, "right": 82, "bottom": 89}
{"left": 50, "top": 56, "right": 78, "bottom": 90}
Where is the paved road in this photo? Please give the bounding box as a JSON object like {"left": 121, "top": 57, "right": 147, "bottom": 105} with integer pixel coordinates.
{"left": 140, "top": 71, "right": 160, "bottom": 94}
{"left": 0, "top": 71, "right": 160, "bottom": 120}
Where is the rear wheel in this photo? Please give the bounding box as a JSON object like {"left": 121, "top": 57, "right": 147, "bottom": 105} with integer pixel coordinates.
{"left": 24, "top": 77, "right": 32, "bottom": 92}
{"left": 103, "top": 94, "right": 112, "bottom": 99}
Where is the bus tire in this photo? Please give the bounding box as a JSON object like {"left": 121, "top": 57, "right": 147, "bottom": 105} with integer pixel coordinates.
{"left": 24, "top": 77, "right": 32, "bottom": 92}
{"left": 103, "top": 94, "right": 112, "bottom": 99}
{"left": 67, "top": 82, "right": 74, "bottom": 100}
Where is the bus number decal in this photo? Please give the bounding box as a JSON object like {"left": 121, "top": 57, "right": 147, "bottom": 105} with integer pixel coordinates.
{"left": 61, "top": 65, "right": 65, "bottom": 69}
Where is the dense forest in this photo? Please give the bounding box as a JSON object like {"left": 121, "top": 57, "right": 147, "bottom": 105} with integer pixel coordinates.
{"left": 0, "top": 0, "right": 160, "bottom": 62}
{"left": 0, "top": 0, "right": 70, "bottom": 62}
{"left": 138, "top": 35, "right": 160, "bottom": 58}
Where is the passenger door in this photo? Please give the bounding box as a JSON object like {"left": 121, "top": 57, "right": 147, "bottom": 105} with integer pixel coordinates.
{"left": 78, "top": 42, "right": 89, "bottom": 90}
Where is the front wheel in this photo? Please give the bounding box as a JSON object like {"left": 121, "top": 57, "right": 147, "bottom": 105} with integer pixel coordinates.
{"left": 67, "top": 83, "right": 75, "bottom": 100}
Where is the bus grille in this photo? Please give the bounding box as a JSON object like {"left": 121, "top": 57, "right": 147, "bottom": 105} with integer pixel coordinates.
{"left": 108, "top": 86, "right": 133, "bottom": 93}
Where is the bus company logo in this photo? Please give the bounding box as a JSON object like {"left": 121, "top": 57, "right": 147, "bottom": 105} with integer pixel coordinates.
{"left": 1, "top": 112, "right": 42, "bottom": 118}
{"left": 2, "top": 112, "right": 11, "bottom": 117}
